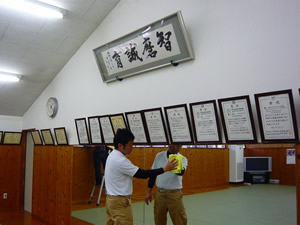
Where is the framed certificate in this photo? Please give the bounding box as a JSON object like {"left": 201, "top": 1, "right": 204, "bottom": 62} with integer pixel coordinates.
{"left": 0, "top": 131, "right": 3, "bottom": 144}
{"left": 54, "top": 127, "right": 69, "bottom": 145}
{"left": 164, "top": 104, "right": 194, "bottom": 145}
{"left": 125, "top": 110, "right": 149, "bottom": 144}
{"left": 190, "top": 100, "right": 222, "bottom": 144}
{"left": 99, "top": 115, "right": 115, "bottom": 145}
{"left": 75, "top": 118, "right": 90, "bottom": 145}
{"left": 109, "top": 113, "right": 127, "bottom": 134}
{"left": 31, "top": 130, "right": 43, "bottom": 145}
{"left": 218, "top": 95, "right": 257, "bottom": 143}
{"left": 143, "top": 108, "right": 169, "bottom": 145}
{"left": 3, "top": 132, "right": 22, "bottom": 145}
{"left": 255, "top": 89, "right": 299, "bottom": 143}
{"left": 41, "top": 129, "right": 55, "bottom": 145}
{"left": 88, "top": 116, "right": 103, "bottom": 144}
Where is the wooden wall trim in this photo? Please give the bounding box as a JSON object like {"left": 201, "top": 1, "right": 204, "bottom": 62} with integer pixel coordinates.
{"left": 246, "top": 144, "right": 296, "bottom": 149}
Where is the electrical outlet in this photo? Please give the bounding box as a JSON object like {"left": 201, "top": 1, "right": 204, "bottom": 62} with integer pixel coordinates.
{"left": 3, "top": 193, "right": 7, "bottom": 199}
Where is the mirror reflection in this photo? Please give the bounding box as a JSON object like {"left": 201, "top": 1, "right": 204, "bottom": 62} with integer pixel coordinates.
{"left": 71, "top": 142, "right": 297, "bottom": 225}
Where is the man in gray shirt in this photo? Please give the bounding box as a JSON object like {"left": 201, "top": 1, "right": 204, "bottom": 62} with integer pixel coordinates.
{"left": 145, "top": 145, "right": 188, "bottom": 225}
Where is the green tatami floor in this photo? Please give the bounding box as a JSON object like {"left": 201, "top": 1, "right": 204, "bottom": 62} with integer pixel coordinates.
{"left": 72, "top": 184, "right": 296, "bottom": 225}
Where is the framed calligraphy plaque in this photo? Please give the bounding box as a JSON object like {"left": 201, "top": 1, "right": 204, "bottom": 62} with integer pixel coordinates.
{"left": 190, "top": 100, "right": 222, "bottom": 144}
{"left": 164, "top": 104, "right": 194, "bottom": 145}
{"left": 125, "top": 110, "right": 149, "bottom": 144}
{"left": 143, "top": 107, "right": 169, "bottom": 145}
{"left": 41, "top": 129, "right": 55, "bottom": 145}
{"left": 75, "top": 118, "right": 90, "bottom": 145}
{"left": 93, "top": 11, "right": 194, "bottom": 82}
{"left": 3, "top": 132, "right": 22, "bottom": 145}
{"left": 218, "top": 95, "right": 257, "bottom": 144}
{"left": 254, "top": 89, "right": 298, "bottom": 143}
{"left": 54, "top": 127, "right": 69, "bottom": 145}
{"left": 88, "top": 116, "right": 103, "bottom": 144}
{"left": 31, "top": 130, "right": 43, "bottom": 145}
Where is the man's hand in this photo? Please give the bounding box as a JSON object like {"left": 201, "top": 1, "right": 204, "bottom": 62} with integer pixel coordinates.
{"left": 145, "top": 192, "right": 152, "bottom": 205}
{"left": 163, "top": 159, "right": 178, "bottom": 172}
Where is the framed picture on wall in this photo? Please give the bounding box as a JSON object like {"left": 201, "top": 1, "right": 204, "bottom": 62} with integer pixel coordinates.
{"left": 0, "top": 131, "right": 3, "bottom": 144}
{"left": 189, "top": 100, "right": 222, "bottom": 144}
{"left": 164, "top": 104, "right": 194, "bottom": 145}
{"left": 218, "top": 95, "right": 257, "bottom": 143}
{"left": 99, "top": 115, "right": 115, "bottom": 145}
{"left": 3, "top": 132, "right": 22, "bottom": 145}
{"left": 143, "top": 107, "right": 169, "bottom": 145}
{"left": 93, "top": 11, "right": 194, "bottom": 83}
{"left": 88, "top": 116, "right": 103, "bottom": 144}
{"left": 254, "top": 89, "right": 299, "bottom": 143}
{"left": 31, "top": 130, "right": 43, "bottom": 145}
{"left": 109, "top": 113, "right": 127, "bottom": 134}
{"left": 54, "top": 127, "right": 69, "bottom": 145}
{"left": 125, "top": 110, "right": 149, "bottom": 144}
{"left": 41, "top": 129, "right": 55, "bottom": 145}
{"left": 75, "top": 118, "right": 90, "bottom": 145}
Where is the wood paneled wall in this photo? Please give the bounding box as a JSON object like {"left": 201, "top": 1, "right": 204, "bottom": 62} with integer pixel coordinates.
{"left": 0, "top": 131, "right": 26, "bottom": 211}
{"left": 72, "top": 147, "right": 230, "bottom": 202}
{"left": 72, "top": 147, "right": 95, "bottom": 203}
{"left": 296, "top": 144, "right": 300, "bottom": 225}
{"left": 32, "top": 145, "right": 73, "bottom": 225}
{"left": 0, "top": 145, "right": 23, "bottom": 211}
{"left": 244, "top": 144, "right": 296, "bottom": 185}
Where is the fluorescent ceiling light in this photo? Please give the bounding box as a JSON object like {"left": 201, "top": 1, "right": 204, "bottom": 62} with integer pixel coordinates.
{"left": 0, "top": 0, "right": 65, "bottom": 18}
{"left": 0, "top": 72, "right": 21, "bottom": 82}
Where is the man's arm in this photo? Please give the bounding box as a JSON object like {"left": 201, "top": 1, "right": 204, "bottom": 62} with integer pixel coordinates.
{"left": 145, "top": 176, "right": 156, "bottom": 205}
{"left": 175, "top": 168, "right": 186, "bottom": 176}
{"left": 133, "top": 159, "right": 177, "bottom": 178}
{"left": 133, "top": 168, "right": 163, "bottom": 178}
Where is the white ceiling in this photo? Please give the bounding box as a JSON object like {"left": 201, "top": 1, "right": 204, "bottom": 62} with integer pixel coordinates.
{"left": 0, "top": 0, "right": 119, "bottom": 116}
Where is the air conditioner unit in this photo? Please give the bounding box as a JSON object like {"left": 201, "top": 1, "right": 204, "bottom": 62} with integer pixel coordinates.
{"left": 229, "top": 145, "right": 244, "bottom": 183}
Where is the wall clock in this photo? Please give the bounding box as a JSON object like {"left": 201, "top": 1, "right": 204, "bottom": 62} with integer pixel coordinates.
{"left": 46, "top": 97, "right": 58, "bottom": 118}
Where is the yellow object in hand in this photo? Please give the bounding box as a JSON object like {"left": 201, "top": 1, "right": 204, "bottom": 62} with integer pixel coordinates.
{"left": 169, "top": 154, "right": 183, "bottom": 173}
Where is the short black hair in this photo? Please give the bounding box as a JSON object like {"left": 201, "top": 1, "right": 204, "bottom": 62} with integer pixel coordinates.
{"left": 113, "top": 128, "right": 135, "bottom": 149}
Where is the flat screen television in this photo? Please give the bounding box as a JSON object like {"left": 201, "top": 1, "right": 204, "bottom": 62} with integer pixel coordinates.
{"left": 244, "top": 157, "right": 272, "bottom": 173}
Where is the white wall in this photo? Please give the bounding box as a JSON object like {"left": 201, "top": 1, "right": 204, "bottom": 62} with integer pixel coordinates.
{"left": 0, "top": 115, "right": 23, "bottom": 131}
{"left": 23, "top": 0, "right": 300, "bottom": 144}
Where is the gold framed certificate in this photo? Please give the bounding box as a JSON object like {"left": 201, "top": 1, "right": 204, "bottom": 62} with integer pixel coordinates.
{"left": 109, "top": 113, "right": 127, "bottom": 134}
{"left": 31, "top": 130, "right": 43, "bottom": 145}
{"left": 3, "top": 132, "right": 22, "bottom": 145}
{"left": 54, "top": 127, "right": 69, "bottom": 145}
{"left": 41, "top": 129, "right": 55, "bottom": 145}
{"left": 0, "top": 131, "right": 3, "bottom": 144}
